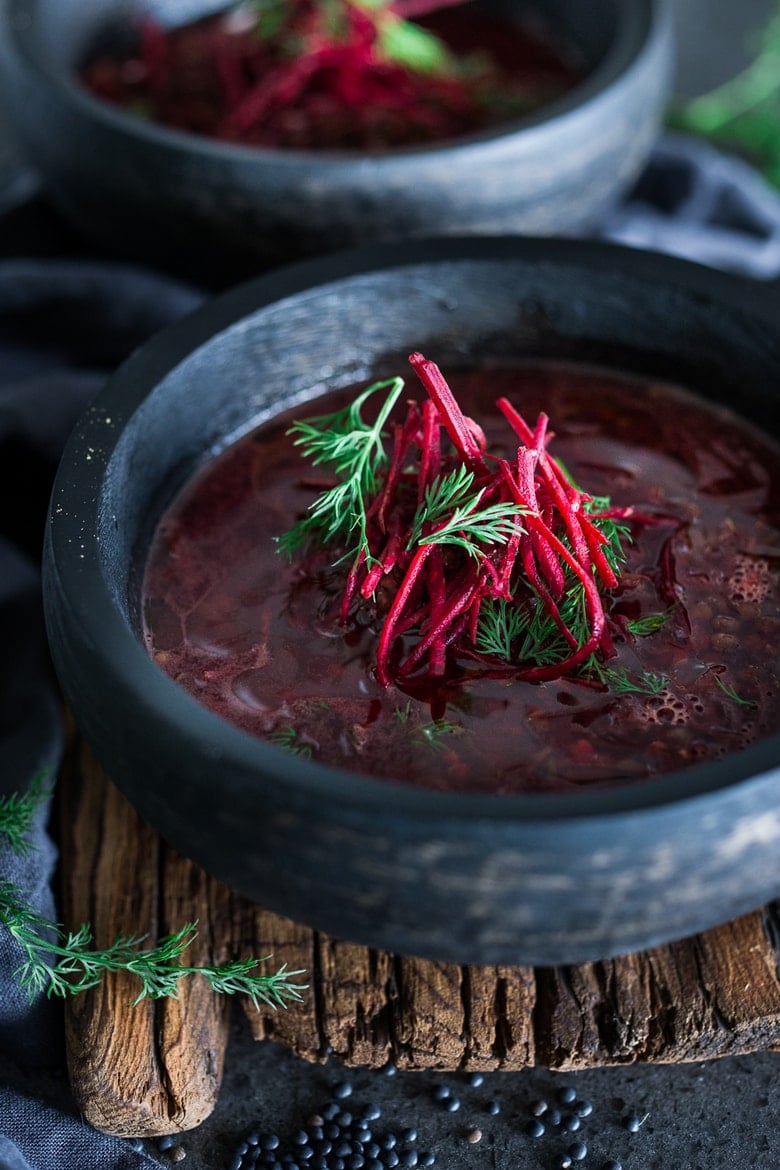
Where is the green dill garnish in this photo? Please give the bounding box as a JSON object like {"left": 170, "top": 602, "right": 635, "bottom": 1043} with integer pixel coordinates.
{"left": 588, "top": 664, "right": 669, "bottom": 696}
{"left": 714, "top": 675, "right": 757, "bottom": 707}
{"left": 413, "top": 717, "right": 463, "bottom": 750}
{"left": 275, "top": 376, "right": 405, "bottom": 566}
{"left": 0, "top": 773, "right": 51, "bottom": 857}
{"left": 268, "top": 724, "right": 314, "bottom": 758}
{"left": 475, "top": 597, "right": 527, "bottom": 661}
{"left": 626, "top": 611, "right": 672, "bottom": 637}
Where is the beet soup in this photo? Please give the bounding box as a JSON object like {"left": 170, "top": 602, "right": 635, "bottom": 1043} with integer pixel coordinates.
{"left": 142, "top": 359, "right": 780, "bottom": 795}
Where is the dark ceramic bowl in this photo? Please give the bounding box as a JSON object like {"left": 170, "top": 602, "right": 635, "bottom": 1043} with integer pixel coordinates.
{"left": 0, "top": 0, "right": 673, "bottom": 279}
{"left": 42, "top": 236, "right": 780, "bottom": 967}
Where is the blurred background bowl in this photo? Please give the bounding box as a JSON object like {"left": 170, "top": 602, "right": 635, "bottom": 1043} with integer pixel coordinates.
{"left": 0, "top": 0, "right": 673, "bottom": 281}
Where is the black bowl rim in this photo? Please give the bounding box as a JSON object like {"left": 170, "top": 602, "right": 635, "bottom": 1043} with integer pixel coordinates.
{"left": 5, "top": 0, "right": 672, "bottom": 165}
{"left": 45, "top": 234, "right": 780, "bottom": 829}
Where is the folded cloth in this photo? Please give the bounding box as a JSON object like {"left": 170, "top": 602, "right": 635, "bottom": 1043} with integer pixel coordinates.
{"left": 0, "top": 259, "right": 202, "bottom": 1170}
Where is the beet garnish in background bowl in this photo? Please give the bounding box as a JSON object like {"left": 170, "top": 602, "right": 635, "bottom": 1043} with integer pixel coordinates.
{"left": 42, "top": 236, "right": 780, "bottom": 967}
{"left": 0, "top": 0, "right": 673, "bottom": 281}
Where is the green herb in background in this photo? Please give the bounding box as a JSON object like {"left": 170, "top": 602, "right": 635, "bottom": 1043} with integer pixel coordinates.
{"left": 669, "top": 3, "right": 780, "bottom": 186}
{"left": 0, "top": 781, "right": 306, "bottom": 1007}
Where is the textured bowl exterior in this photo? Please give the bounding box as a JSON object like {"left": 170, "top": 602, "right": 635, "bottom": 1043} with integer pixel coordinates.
{"left": 42, "top": 237, "right": 780, "bottom": 965}
{"left": 0, "top": 0, "right": 674, "bottom": 276}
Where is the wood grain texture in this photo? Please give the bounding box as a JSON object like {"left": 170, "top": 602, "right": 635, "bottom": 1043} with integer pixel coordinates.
{"left": 58, "top": 739, "right": 780, "bottom": 1137}
{"left": 58, "top": 743, "right": 235, "bottom": 1137}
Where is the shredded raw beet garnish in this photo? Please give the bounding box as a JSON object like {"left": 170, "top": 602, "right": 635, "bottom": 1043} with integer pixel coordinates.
{"left": 79, "top": 0, "right": 578, "bottom": 151}
{"left": 278, "top": 353, "right": 675, "bottom": 690}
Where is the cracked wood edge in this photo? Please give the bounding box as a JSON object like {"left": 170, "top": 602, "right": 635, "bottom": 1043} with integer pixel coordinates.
{"left": 242, "top": 906, "right": 780, "bottom": 1070}
{"left": 58, "top": 743, "right": 233, "bottom": 1137}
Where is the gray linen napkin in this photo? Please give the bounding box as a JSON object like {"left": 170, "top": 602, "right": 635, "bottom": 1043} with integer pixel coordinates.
{"left": 0, "top": 259, "right": 202, "bottom": 1170}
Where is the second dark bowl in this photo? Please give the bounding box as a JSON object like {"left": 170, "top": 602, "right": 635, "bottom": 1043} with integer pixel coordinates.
{"left": 0, "top": 0, "right": 673, "bottom": 279}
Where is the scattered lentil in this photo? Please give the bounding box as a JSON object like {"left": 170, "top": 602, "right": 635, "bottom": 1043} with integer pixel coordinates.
{"left": 530, "top": 1099, "right": 548, "bottom": 1117}
{"left": 431, "top": 1085, "right": 451, "bottom": 1102}
{"left": 624, "top": 1112, "right": 648, "bottom": 1133}
{"left": 334, "top": 1083, "right": 353, "bottom": 1100}
{"left": 486, "top": 1100, "right": 501, "bottom": 1116}
{"left": 568, "top": 1140, "right": 588, "bottom": 1162}
{"left": 466, "top": 1128, "right": 482, "bottom": 1145}
{"left": 467, "top": 1072, "right": 484, "bottom": 1088}
{"left": 575, "top": 1100, "right": 594, "bottom": 1119}
{"left": 158, "top": 1135, "right": 176, "bottom": 1151}
{"left": 557, "top": 1086, "right": 577, "bottom": 1106}
{"left": 401, "top": 1127, "right": 417, "bottom": 1143}
{"left": 443, "top": 1097, "right": 461, "bottom": 1113}
{"left": 525, "top": 1118, "right": 545, "bottom": 1139}
{"left": 170, "top": 1148, "right": 187, "bottom": 1164}
{"left": 602, "top": 1161, "right": 623, "bottom": 1170}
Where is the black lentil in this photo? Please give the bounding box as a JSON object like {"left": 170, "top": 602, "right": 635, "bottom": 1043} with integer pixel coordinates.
{"left": 575, "top": 1100, "right": 594, "bottom": 1118}
{"left": 467, "top": 1072, "right": 484, "bottom": 1088}
{"left": 602, "top": 1161, "right": 623, "bottom": 1170}
{"left": 401, "top": 1127, "right": 417, "bottom": 1144}
{"left": 171, "top": 1149, "right": 187, "bottom": 1164}
{"left": 128, "top": 1139, "right": 144, "bottom": 1153}
{"left": 530, "top": 1099, "right": 548, "bottom": 1117}
{"left": 362, "top": 1104, "right": 382, "bottom": 1122}
{"left": 525, "top": 1118, "right": 545, "bottom": 1139}
{"left": 546, "top": 1108, "right": 562, "bottom": 1127}
{"left": 486, "top": 1100, "right": 501, "bottom": 1116}
{"left": 466, "top": 1128, "right": 482, "bottom": 1145}
{"left": 431, "top": 1085, "right": 451, "bottom": 1102}
{"left": 557, "top": 1086, "right": 577, "bottom": 1106}
{"left": 443, "top": 1097, "right": 461, "bottom": 1113}
{"left": 557, "top": 1158, "right": 573, "bottom": 1170}
{"left": 399, "top": 1150, "right": 418, "bottom": 1167}
{"left": 158, "top": 1135, "right": 176, "bottom": 1152}
{"left": 334, "top": 1083, "right": 353, "bottom": 1100}
{"left": 382, "top": 1062, "right": 398, "bottom": 1077}
{"left": 624, "top": 1112, "right": 648, "bottom": 1133}
{"left": 568, "top": 1140, "right": 588, "bottom": 1162}
{"left": 563, "top": 1114, "right": 581, "bottom": 1133}
{"left": 418, "top": 1155, "right": 435, "bottom": 1168}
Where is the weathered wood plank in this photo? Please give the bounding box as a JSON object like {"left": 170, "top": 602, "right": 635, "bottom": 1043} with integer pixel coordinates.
{"left": 58, "top": 744, "right": 232, "bottom": 1136}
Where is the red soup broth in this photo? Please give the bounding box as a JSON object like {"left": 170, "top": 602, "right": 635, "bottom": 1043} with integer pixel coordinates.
{"left": 142, "top": 362, "right": 780, "bottom": 794}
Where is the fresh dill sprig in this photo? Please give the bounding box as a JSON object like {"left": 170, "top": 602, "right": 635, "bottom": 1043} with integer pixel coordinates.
{"left": 276, "top": 377, "right": 405, "bottom": 565}
{"left": 588, "top": 664, "right": 669, "bottom": 696}
{"left": 0, "top": 773, "right": 51, "bottom": 857}
{"left": 267, "top": 724, "right": 314, "bottom": 758}
{"left": 410, "top": 465, "right": 526, "bottom": 558}
{"left": 475, "top": 597, "right": 527, "bottom": 661}
{"left": 626, "top": 611, "right": 671, "bottom": 637}
{"left": 413, "top": 717, "right": 463, "bottom": 750}
{"left": 583, "top": 497, "right": 631, "bottom": 576}
{"left": 714, "top": 674, "right": 757, "bottom": 707}
{"left": 0, "top": 880, "right": 306, "bottom": 1007}
{"left": 0, "top": 781, "right": 307, "bottom": 1008}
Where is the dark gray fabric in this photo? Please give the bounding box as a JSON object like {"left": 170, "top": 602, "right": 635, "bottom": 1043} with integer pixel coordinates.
{"left": 0, "top": 259, "right": 202, "bottom": 1170}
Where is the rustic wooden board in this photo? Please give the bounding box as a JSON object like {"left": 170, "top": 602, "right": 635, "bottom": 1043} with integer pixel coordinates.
{"left": 58, "top": 740, "right": 780, "bottom": 1137}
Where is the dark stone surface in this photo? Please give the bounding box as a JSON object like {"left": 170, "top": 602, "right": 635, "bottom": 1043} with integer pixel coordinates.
{"left": 139, "top": 1006, "right": 780, "bottom": 1170}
